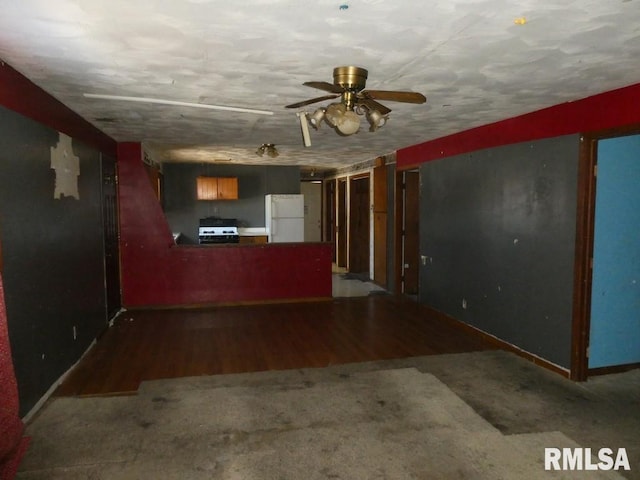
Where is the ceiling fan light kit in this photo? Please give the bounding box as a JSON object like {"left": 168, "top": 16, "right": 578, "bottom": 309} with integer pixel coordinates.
{"left": 297, "top": 112, "right": 312, "bottom": 147}
{"left": 286, "top": 66, "right": 426, "bottom": 137}
{"left": 336, "top": 109, "right": 361, "bottom": 135}
{"left": 366, "top": 108, "right": 388, "bottom": 132}
{"left": 308, "top": 108, "right": 326, "bottom": 130}
{"left": 256, "top": 143, "right": 279, "bottom": 158}
{"left": 324, "top": 103, "right": 347, "bottom": 127}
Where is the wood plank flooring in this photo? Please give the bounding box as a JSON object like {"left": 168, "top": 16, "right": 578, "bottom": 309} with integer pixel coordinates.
{"left": 55, "top": 295, "right": 498, "bottom": 397}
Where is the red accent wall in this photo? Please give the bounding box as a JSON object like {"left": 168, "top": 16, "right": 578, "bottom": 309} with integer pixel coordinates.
{"left": 0, "top": 62, "right": 116, "bottom": 157}
{"left": 117, "top": 143, "right": 333, "bottom": 307}
{"left": 398, "top": 82, "right": 640, "bottom": 168}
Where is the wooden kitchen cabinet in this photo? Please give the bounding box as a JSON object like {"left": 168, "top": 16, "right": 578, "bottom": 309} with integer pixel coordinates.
{"left": 239, "top": 235, "right": 268, "bottom": 244}
{"left": 197, "top": 176, "right": 238, "bottom": 200}
{"left": 215, "top": 177, "right": 238, "bottom": 200}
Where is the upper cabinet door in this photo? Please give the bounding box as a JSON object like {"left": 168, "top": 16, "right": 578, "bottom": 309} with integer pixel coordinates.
{"left": 196, "top": 176, "right": 238, "bottom": 200}
{"left": 216, "top": 177, "right": 238, "bottom": 200}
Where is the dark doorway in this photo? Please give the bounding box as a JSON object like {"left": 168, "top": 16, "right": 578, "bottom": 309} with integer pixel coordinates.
{"left": 102, "top": 155, "right": 121, "bottom": 320}
{"left": 337, "top": 179, "right": 347, "bottom": 268}
{"left": 403, "top": 171, "right": 420, "bottom": 295}
{"left": 325, "top": 180, "right": 336, "bottom": 262}
{"left": 373, "top": 164, "right": 388, "bottom": 287}
{"left": 349, "top": 175, "right": 370, "bottom": 275}
{"left": 301, "top": 181, "right": 322, "bottom": 242}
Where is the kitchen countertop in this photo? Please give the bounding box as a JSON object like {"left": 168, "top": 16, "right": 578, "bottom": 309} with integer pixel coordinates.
{"left": 237, "top": 227, "right": 268, "bottom": 236}
{"left": 175, "top": 241, "right": 329, "bottom": 249}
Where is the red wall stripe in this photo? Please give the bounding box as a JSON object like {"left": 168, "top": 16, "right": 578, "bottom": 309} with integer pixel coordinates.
{"left": 398, "top": 82, "right": 640, "bottom": 168}
{"left": 0, "top": 62, "right": 116, "bottom": 157}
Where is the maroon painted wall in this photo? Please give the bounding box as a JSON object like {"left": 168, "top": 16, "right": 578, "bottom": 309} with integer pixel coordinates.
{"left": 0, "top": 63, "right": 116, "bottom": 157}
{"left": 398, "top": 82, "right": 640, "bottom": 168}
{"left": 117, "top": 143, "right": 332, "bottom": 307}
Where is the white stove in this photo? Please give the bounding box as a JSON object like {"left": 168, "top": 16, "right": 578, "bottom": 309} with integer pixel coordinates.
{"left": 198, "top": 218, "right": 239, "bottom": 244}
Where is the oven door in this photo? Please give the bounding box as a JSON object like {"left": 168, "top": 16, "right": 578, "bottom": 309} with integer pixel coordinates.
{"left": 199, "top": 235, "right": 239, "bottom": 244}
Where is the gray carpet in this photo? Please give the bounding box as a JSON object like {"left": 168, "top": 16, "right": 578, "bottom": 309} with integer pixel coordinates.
{"left": 17, "top": 351, "right": 638, "bottom": 479}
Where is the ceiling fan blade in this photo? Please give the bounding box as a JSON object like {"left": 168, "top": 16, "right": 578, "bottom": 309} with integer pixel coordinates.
{"left": 83, "top": 93, "right": 274, "bottom": 115}
{"left": 285, "top": 94, "right": 340, "bottom": 109}
{"left": 362, "top": 90, "right": 426, "bottom": 104}
{"left": 303, "top": 81, "right": 344, "bottom": 94}
{"left": 357, "top": 96, "right": 392, "bottom": 115}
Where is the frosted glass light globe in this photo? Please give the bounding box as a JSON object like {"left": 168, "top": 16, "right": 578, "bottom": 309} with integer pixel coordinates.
{"left": 336, "top": 110, "right": 360, "bottom": 135}
{"left": 325, "top": 103, "right": 346, "bottom": 127}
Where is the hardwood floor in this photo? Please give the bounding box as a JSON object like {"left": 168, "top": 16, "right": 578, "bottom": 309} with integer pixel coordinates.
{"left": 55, "top": 295, "right": 498, "bottom": 397}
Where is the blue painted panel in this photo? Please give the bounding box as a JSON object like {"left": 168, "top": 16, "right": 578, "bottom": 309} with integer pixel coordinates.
{"left": 589, "top": 135, "right": 640, "bottom": 368}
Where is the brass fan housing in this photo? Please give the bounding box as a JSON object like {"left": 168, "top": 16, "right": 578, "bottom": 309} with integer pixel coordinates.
{"left": 333, "top": 66, "right": 368, "bottom": 92}
{"left": 284, "top": 65, "right": 425, "bottom": 116}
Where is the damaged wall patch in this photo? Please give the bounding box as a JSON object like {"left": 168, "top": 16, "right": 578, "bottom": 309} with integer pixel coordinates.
{"left": 50, "top": 132, "right": 80, "bottom": 199}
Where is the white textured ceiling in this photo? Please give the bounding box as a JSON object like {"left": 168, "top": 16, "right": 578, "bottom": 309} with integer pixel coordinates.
{"left": 1, "top": 0, "right": 639, "bottom": 169}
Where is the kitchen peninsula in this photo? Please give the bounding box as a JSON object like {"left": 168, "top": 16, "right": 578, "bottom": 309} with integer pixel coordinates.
{"left": 118, "top": 143, "right": 332, "bottom": 308}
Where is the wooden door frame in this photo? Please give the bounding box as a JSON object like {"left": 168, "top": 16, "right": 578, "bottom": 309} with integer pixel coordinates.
{"left": 571, "top": 125, "right": 640, "bottom": 380}
{"left": 102, "top": 154, "right": 122, "bottom": 321}
{"left": 393, "top": 169, "right": 420, "bottom": 295}
{"left": 348, "top": 173, "right": 371, "bottom": 274}
{"left": 337, "top": 178, "right": 348, "bottom": 268}
{"left": 402, "top": 170, "right": 420, "bottom": 295}
{"left": 300, "top": 180, "right": 323, "bottom": 243}
{"left": 394, "top": 169, "right": 403, "bottom": 295}
{"left": 324, "top": 179, "right": 335, "bottom": 244}
{"left": 372, "top": 164, "right": 388, "bottom": 288}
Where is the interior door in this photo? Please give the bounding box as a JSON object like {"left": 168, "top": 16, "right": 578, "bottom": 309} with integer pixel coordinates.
{"left": 301, "top": 181, "right": 322, "bottom": 242}
{"left": 588, "top": 134, "right": 640, "bottom": 368}
{"left": 325, "top": 180, "right": 336, "bottom": 261}
{"left": 102, "top": 155, "right": 122, "bottom": 320}
{"left": 373, "top": 165, "right": 388, "bottom": 287}
{"left": 337, "top": 179, "right": 347, "bottom": 268}
{"left": 348, "top": 175, "right": 370, "bottom": 275}
{"left": 403, "top": 171, "right": 420, "bottom": 295}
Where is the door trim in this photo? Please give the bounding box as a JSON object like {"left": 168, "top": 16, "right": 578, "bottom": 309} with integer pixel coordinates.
{"left": 571, "top": 125, "right": 640, "bottom": 380}
{"left": 348, "top": 174, "right": 370, "bottom": 274}
{"left": 402, "top": 170, "right": 420, "bottom": 295}
{"left": 394, "top": 169, "right": 404, "bottom": 295}
{"left": 337, "top": 179, "right": 348, "bottom": 268}
{"left": 372, "top": 165, "right": 388, "bottom": 287}
{"left": 393, "top": 168, "right": 420, "bottom": 295}
{"left": 570, "top": 134, "right": 597, "bottom": 381}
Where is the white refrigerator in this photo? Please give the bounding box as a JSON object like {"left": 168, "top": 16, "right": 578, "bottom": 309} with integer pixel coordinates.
{"left": 265, "top": 194, "right": 304, "bottom": 243}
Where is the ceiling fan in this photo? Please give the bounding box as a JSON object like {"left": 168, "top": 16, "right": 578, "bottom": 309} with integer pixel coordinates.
{"left": 285, "top": 66, "right": 426, "bottom": 135}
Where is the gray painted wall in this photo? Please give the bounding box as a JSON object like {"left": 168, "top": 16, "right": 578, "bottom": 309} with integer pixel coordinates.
{"left": 418, "top": 135, "right": 580, "bottom": 368}
{"left": 162, "top": 163, "right": 300, "bottom": 244}
{"left": 0, "top": 106, "right": 107, "bottom": 416}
